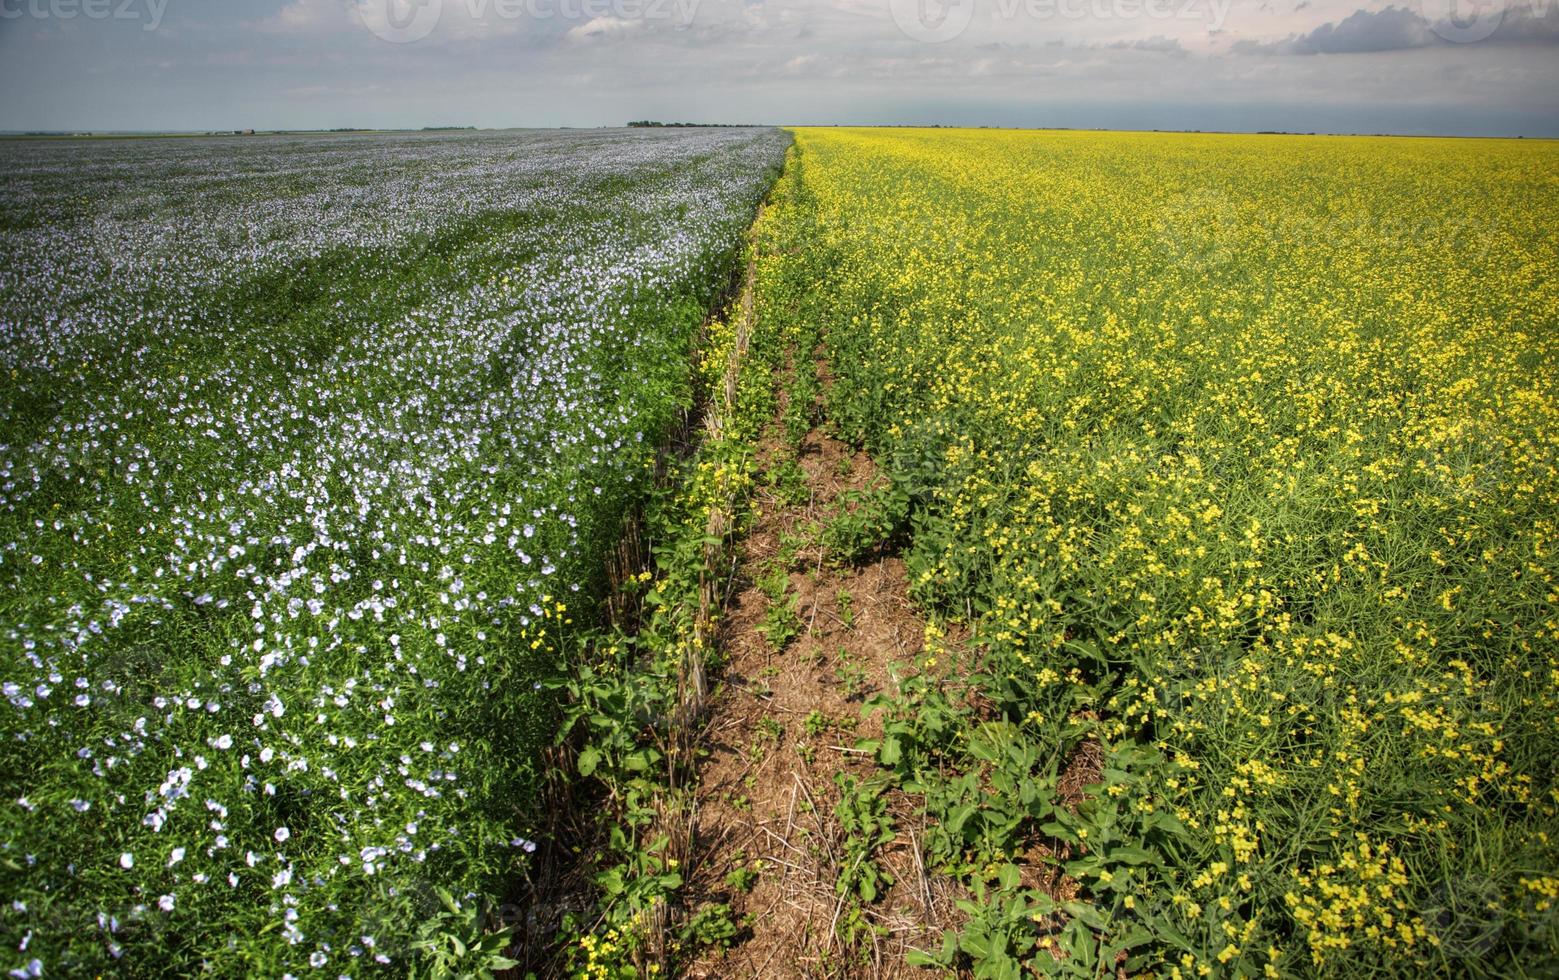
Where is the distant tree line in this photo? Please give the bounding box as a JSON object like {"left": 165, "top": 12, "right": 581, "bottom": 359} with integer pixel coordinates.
{"left": 627, "top": 121, "right": 758, "bottom": 128}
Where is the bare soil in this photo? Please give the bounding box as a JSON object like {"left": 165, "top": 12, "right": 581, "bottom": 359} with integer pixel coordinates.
{"left": 680, "top": 358, "right": 960, "bottom": 979}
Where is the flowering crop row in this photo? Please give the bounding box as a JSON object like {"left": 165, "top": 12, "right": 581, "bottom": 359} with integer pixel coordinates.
{"left": 761, "top": 128, "right": 1559, "bottom": 976}
{"left": 0, "top": 128, "right": 788, "bottom": 976}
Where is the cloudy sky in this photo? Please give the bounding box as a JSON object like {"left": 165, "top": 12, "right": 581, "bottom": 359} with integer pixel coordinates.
{"left": 0, "top": 0, "right": 1555, "bottom": 135}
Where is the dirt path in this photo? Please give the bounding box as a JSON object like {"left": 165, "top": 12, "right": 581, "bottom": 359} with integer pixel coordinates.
{"left": 681, "top": 355, "right": 958, "bottom": 978}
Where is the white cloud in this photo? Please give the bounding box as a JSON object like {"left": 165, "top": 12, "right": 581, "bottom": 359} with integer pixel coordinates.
{"left": 566, "top": 15, "right": 647, "bottom": 41}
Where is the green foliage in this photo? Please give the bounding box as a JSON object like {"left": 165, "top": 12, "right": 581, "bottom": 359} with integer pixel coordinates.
{"left": 758, "top": 598, "right": 802, "bottom": 651}
{"left": 835, "top": 587, "right": 855, "bottom": 628}
{"left": 755, "top": 567, "right": 803, "bottom": 651}
{"left": 834, "top": 774, "right": 896, "bottom": 907}
{"left": 681, "top": 903, "right": 743, "bottom": 950}
{"left": 818, "top": 484, "right": 909, "bottom": 564}
{"left": 723, "top": 865, "right": 760, "bottom": 894}
{"left": 763, "top": 455, "right": 811, "bottom": 506}
{"left": 755, "top": 563, "right": 791, "bottom": 602}
{"left": 830, "top": 772, "right": 896, "bottom": 959}
{"left": 551, "top": 643, "right": 670, "bottom": 809}
{"left": 907, "top": 881, "right": 1047, "bottom": 980}
{"left": 833, "top": 647, "right": 867, "bottom": 700}
{"left": 783, "top": 358, "right": 820, "bottom": 448}
{"left": 756, "top": 717, "right": 784, "bottom": 742}
{"left": 409, "top": 889, "right": 520, "bottom": 980}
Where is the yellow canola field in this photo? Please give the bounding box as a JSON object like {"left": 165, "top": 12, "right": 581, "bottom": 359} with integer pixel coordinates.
{"left": 771, "top": 127, "right": 1559, "bottom": 976}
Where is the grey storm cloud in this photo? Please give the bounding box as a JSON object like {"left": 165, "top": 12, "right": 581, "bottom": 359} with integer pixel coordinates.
{"left": 1234, "top": 6, "right": 1435, "bottom": 54}
{"left": 1235, "top": 2, "right": 1559, "bottom": 55}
